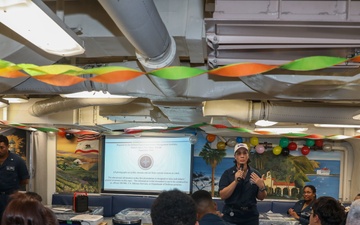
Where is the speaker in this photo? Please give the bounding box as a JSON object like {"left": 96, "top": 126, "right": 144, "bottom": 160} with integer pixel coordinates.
{"left": 73, "top": 192, "right": 88, "bottom": 213}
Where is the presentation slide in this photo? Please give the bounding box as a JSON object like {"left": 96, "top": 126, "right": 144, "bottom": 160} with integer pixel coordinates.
{"left": 102, "top": 136, "right": 193, "bottom": 194}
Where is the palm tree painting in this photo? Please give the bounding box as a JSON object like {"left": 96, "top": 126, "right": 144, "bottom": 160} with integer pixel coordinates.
{"left": 199, "top": 142, "right": 226, "bottom": 196}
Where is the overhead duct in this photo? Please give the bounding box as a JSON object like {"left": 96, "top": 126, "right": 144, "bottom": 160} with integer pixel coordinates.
{"left": 203, "top": 99, "right": 360, "bottom": 125}
{"left": 98, "top": 0, "right": 187, "bottom": 97}
{"left": 29, "top": 96, "right": 135, "bottom": 117}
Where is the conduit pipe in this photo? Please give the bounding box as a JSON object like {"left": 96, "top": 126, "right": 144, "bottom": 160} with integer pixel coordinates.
{"left": 29, "top": 96, "right": 135, "bottom": 117}
{"left": 98, "top": 0, "right": 187, "bottom": 97}
{"left": 203, "top": 99, "right": 360, "bottom": 125}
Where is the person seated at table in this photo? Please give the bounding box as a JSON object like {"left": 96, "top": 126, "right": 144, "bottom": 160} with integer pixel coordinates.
{"left": 191, "top": 190, "right": 228, "bottom": 225}
{"left": 309, "top": 196, "right": 345, "bottom": 225}
{"left": 151, "top": 189, "right": 197, "bottom": 225}
{"left": 287, "top": 184, "right": 317, "bottom": 225}
{"left": 345, "top": 199, "right": 360, "bottom": 225}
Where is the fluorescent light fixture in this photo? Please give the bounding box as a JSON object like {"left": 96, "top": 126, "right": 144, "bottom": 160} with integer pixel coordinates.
{"left": 0, "top": 0, "right": 84, "bottom": 56}
{"left": 61, "top": 91, "right": 135, "bottom": 99}
{"left": 3, "top": 96, "right": 28, "bottom": 103}
{"left": 314, "top": 124, "right": 360, "bottom": 128}
{"left": 126, "top": 126, "right": 168, "bottom": 130}
{"left": 255, "top": 120, "right": 278, "bottom": 127}
{"left": 255, "top": 127, "right": 308, "bottom": 134}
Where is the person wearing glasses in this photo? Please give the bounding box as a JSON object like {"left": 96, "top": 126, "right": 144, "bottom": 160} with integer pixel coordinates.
{"left": 288, "top": 185, "right": 317, "bottom": 225}
{"left": 309, "top": 196, "right": 346, "bottom": 225}
{"left": 0, "top": 135, "right": 30, "bottom": 220}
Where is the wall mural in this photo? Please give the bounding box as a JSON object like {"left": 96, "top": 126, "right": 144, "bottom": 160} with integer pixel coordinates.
{"left": 56, "top": 131, "right": 100, "bottom": 193}
{"left": 192, "top": 132, "right": 341, "bottom": 200}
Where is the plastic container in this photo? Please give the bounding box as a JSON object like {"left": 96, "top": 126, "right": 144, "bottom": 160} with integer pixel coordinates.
{"left": 113, "top": 218, "right": 141, "bottom": 225}
{"left": 115, "top": 208, "right": 152, "bottom": 225}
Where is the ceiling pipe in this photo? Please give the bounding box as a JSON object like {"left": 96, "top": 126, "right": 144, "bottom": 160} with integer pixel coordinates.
{"left": 28, "top": 96, "right": 135, "bottom": 117}
{"left": 98, "top": 0, "right": 188, "bottom": 97}
{"left": 203, "top": 99, "right": 360, "bottom": 125}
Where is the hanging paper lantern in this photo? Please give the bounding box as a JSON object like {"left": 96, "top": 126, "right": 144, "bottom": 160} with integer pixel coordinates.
{"left": 306, "top": 139, "right": 315, "bottom": 147}
{"left": 323, "top": 144, "right": 332, "bottom": 152}
{"left": 236, "top": 137, "right": 243, "bottom": 143}
{"left": 206, "top": 134, "right": 216, "bottom": 143}
{"left": 217, "top": 141, "right": 226, "bottom": 150}
{"left": 227, "top": 138, "right": 237, "bottom": 147}
{"left": 250, "top": 137, "right": 259, "bottom": 146}
{"left": 301, "top": 146, "right": 310, "bottom": 155}
{"left": 255, "top": 145, "right": 265, "bottom": 154}
{"left": 288, "top": 142, "right": 297, "bottom": 151}
{"left": 272, "top": 146, "right": 282, "bottom": 155}
{"left": 189, "top": 135, "right": 198, "bottom": 144}
{"left": 282, "top": 147, "right": 290, "bottom": 156}
{"left": 58, "top": 129, "right": 66, "bottom": 138}
{"left": 315, "top": 139, "right": 324, "bottom": 148}
{"left": 279, "top": 137, "right": 289, "bottom": 148}
{"left": 65, "top": 133, "right": 75, "bottom": 140}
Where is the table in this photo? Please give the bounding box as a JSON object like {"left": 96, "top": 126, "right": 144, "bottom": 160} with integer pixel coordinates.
{"left": 259, "top": 213, "right": 299, "bottom": 225}
{"left": 48, "top": 205, "right": 104, "bottom": 221}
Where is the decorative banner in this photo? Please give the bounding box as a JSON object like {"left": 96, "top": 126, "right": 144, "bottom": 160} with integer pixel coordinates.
{"left": 0, "top": 55, "right": 358, "bottom": 86}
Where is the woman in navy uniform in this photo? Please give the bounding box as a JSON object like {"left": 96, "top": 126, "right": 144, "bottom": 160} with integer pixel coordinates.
{"left": 288, "top": 185, "right": 317, "bottom": 225}
{"left": 218, "top": 143, "right": 267, "bottom": 225}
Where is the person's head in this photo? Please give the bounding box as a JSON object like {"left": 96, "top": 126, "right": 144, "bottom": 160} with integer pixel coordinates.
{"left": 191, "top": 190, "right": 216, "bottom": 220}
{"left": 346, "top": 199, "right": 360, "bottom": 225}
{"left": 354, "top": 193, "right": 360, "bottom": 201}
{"left": 309, "top": 196, "right": 345, "bottom": 225}
{"left": 0, "top": 134, "right": 9, "bottom": 158}
{"left": 1, "top": 192, "right": 59, "bottom": 225}
{"left": 233, "top": 143, "right": 250, "bottom": 165}
{"left": 303, "top": 185, "right": 317, "bottom": 202}
{"left": 25, "top": 191, "right": 43, "bottom": 202}
{"left": 151, "top": 189, "right": 197, "bottom": 225}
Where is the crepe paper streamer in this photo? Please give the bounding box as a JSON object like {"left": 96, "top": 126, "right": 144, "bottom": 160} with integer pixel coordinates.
{"left": 89, "top": 70, "right": 144, "bottom": 84}
{"left": 33, "top": 74, "right": 86, "bottom": 86}
{"left": 209, "top": 63, "right": 278, "bottom": 77}
{"left": 280, "top": 56, "right": 347, "bottom": 71}
{"left": 325, "top": 135, "right": 351, "bottom": 140}
{"left": 149, "top": 66, "right": 207, "bottom": 80}
{"left": 34, "top": 127, "right": 60, "bottom": 132}
{"left": 0, "top": 55, "right": 359, "bottom": 86}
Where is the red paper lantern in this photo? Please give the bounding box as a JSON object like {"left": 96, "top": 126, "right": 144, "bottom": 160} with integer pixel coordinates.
{"left": 315, "top": 139, "right": 324, "bottom": 147}
{"left": 288, "top": 142, "right": 297, "bottom": 151}
{"left": 301, "top": 146, "right": 310, "bottom": 155}
{"left": 206, "top": 134, "right": 216, "bottom": 143}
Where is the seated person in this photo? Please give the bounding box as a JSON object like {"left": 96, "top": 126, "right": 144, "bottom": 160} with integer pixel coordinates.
{"left": 191, "top": 190, "right": 228, "bottom": 225}
{"left": 309, "top": 196, "right": 345, "bottom": 225}
{"left": 1, "top": 192, "right": 58, "bottom": 225}
{"left": 345, "top": 199, "right": 360, "bottom": 225}
{"left": 288, "top": 185, "right": 317, "bottom": 225}
{"left": 151, "top": 189, "right": 197, "bottom": 225}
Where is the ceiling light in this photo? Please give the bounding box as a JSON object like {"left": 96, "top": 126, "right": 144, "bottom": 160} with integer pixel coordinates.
{"left": 60, "top": 91, "right": 135, "bottom": 99}
{"left": 255, "top": 120, "right": 278, "bottom": 127}
{"left": 3, "top": 96, "right": 28, "bottom": 103}
{"left": 255, "top": 127, "right": 308, "bottom": 134}
{"left": 314, "top": 124, "right": 360, "bottom": 128}
{"left": 0, "top": 0, "right": 84, "bottom": 56}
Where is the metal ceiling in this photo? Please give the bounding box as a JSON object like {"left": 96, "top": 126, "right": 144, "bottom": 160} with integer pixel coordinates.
{"left": 1, "top": 0, "right": 360, "bottom": 134}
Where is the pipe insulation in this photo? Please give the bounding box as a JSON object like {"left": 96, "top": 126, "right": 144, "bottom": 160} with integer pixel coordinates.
{"left": 98, "top": 0, "right": 187, "bottom": 96}
{"left": 28, "top": 96, "right": 135, "bottom": 117}
{"left": 203, "top": 99, "right": 360, "bottom": 125}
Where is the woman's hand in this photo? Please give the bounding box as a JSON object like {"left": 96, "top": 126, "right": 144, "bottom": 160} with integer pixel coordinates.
{"left": 288, "top": 208, "right": 299, "bottom": 219}
{"left": 250, "top": 172, "right": 265, "bottom": 188}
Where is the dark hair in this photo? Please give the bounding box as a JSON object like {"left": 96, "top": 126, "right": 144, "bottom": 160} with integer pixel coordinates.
{"left": 312, "top": 196, "right": 345, "bottom": 225}
{"left": 1, "top": 193, "right": 59, "bottom": 225}
{"left": 191, "top": 190, "right": 214, "bottom": 214}
{"left": 151, "top": 189, "right": 197, "bottom": 225}
{"left": 0, "top": 134, "right": 9, "bottom": 146}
